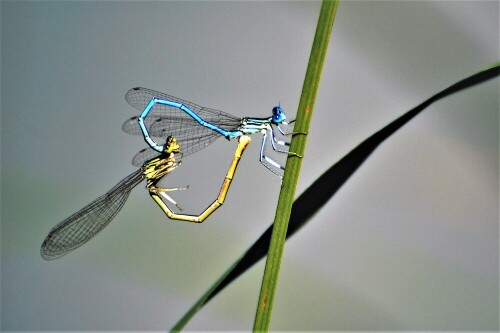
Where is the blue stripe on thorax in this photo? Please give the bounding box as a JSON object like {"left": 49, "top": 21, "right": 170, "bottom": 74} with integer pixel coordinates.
{"left": 238, "top": 117, "right": 273, "bottom": 134}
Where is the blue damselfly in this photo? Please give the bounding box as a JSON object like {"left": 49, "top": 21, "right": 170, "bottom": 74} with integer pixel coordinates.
{"left": 122, "top": 87, "right": 301, "bottom": 177}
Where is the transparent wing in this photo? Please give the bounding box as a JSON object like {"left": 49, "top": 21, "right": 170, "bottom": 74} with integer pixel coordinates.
{"left": 129, "top": 147, "right": 161, "bottom": 167}
{"left": 40, "top": 169, "right": 144, "bottom": 260}
{"left": 123, "top": 87, "right": 242, "bottom": 165}
{"left": 123, "top": 116, "right": 223, "bottom": 166}
{"left": 125, "top": 87, "right": 242, "bottom": 130}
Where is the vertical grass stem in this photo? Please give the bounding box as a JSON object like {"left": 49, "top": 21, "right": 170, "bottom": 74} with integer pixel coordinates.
{"left": 253, "top": 1, "right": 339, "bottom": 331}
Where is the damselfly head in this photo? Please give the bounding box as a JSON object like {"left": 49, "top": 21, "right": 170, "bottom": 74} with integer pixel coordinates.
{"left": 164, "top": 136, "right": 181, "bottom": 154}
{"left": 271, "top": 106, "right": 286, "bottom": 124}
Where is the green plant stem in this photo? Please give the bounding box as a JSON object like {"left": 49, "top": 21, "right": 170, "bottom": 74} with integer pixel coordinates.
{"left": 252, "top": 1, "right": 339, "bottom": 331}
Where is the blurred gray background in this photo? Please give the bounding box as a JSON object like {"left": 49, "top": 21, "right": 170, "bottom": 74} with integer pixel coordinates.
{"left": 1, "top": 1, "right": 498, "bottom": 331}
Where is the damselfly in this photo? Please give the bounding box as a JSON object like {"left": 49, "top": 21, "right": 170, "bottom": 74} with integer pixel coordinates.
{"left": 122, "top": 87, "right": 302, "bottom": 177}
{"left": 41, "top": 135, "right": 251, "bottom": 260}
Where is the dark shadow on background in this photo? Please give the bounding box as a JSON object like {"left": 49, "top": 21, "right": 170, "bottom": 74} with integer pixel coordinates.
{"left": 172, "top": 65, "right": 496, "bottom": 311}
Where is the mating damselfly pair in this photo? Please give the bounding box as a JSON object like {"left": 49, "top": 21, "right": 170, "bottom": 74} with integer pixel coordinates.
{"left": 41, "top": 87, "right": 301, "bottom": 260}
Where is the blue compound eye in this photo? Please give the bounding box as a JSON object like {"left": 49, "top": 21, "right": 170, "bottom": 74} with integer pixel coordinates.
{"left": 271, "top": 106, "right": 286, "bottom": 123}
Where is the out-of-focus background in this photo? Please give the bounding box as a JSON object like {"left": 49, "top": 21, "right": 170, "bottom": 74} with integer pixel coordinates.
{"left": 1, "top": 1, "right": 498, "bottom": 331}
